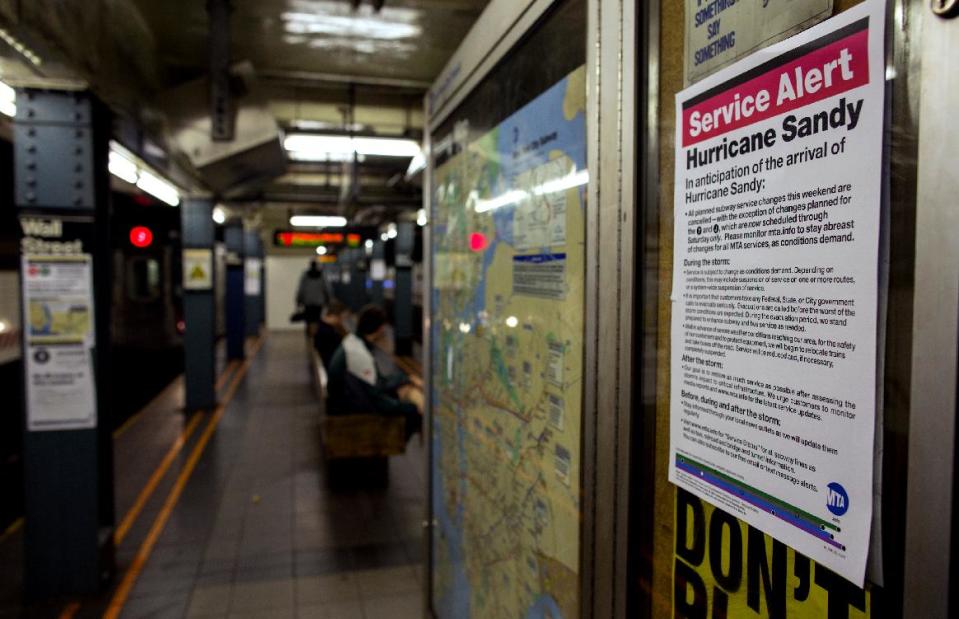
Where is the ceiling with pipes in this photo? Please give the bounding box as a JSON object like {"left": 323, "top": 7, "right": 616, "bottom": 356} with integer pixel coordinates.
{"left": 132, "top": 0, "right": 483, "bottom": 88}
{"left": 0, "top": 0, "right": 490, "bottom": 228}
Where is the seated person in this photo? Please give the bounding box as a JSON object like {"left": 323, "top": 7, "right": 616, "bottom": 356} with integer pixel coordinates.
{"left": 313, "top": 299, "right": 350, "bottom": 368}
{"left": 326, "top": 305, "right": 423, "bottom": 440}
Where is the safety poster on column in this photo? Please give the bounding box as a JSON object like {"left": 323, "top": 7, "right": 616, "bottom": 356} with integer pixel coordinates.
{"left": 669, "top": 0, "right": 884, "bottom": 587}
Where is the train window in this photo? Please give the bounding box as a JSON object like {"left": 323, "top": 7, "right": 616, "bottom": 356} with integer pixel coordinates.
{"left": 127, "top": 257, "right": 161, "bottom": 302}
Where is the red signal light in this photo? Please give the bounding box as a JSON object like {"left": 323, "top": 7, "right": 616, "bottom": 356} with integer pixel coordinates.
{"left": 130, "top": 226, "right": 154, "bottom": 248}
{"left": 469, "top": 232, "right": 488, "bottom": 252}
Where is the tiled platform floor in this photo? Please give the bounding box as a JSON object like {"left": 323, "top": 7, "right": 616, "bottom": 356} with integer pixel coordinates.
{"left": 121, "top": 331, "right": 427, "bottom": 618}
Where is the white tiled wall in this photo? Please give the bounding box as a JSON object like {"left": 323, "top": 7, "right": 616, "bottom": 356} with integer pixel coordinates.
{"left": 266, "top": 255, "right": 310, "bottom": 331}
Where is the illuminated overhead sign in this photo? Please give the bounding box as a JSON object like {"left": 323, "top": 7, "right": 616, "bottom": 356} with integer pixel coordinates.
{"left": 274, "top": 231, "right": 363, "bottom": 248}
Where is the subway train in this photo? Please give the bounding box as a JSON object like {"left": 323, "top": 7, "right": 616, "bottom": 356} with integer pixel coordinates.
{"left": 0, "top": 139, "right": 191, "bottom": 533}
{"left": 108, "top": 192, "right": 187, "bottom": 415}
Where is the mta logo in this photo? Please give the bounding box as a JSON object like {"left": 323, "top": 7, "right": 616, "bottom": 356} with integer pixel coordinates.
{"left": 826, "top": 482, "right": 849, "bottom": 516}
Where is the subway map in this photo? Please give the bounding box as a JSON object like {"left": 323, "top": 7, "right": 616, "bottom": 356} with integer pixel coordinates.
{"left": 430, "top": 66, "right": 587, "bottom": 619}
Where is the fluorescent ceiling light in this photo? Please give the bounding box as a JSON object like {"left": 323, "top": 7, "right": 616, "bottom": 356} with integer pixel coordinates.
{"left": 109, "top": 140, "right": 181, "bottom": 207}
{"left": 286, "top": 150, "right": 360, "bottom": 164}
{"left": 212, "top": 206, "right": 226, "bottom": 224}
{"left": 291, "top": 119, "right": 365, "bottom": 132}
{"left": 290, "top": 215, "right": 348, "bottom": 228}
{"left": 364, "top": 239, "right": 374, "bottom": 249}
{"left": 0, "top": 80, "right": 15, "bottom": 117}
{"left": 380, "top": 232, "right": 389, "bottom": 242}
{"left": 108, "top": 150, "right": 139, "bottom": 184}
{"left": 353, "top": 136, "right": 421, "bottom": 157}
{"left": 280, "top": 4, "right": 420, "bottom": 41}
{"left": 416, "top": 209, "right": 427, "bottom": 227}
{"left": 136, "top": 170, "right": 180, "bottom": 207}
{"left": 406, "top": 151, "right": 426, "bottom": 178}
{"left": 284, "top": 134, "right": 421, "bottom": 160}
{"left": 0, "top": 28, "right": 42, "bottom": 66}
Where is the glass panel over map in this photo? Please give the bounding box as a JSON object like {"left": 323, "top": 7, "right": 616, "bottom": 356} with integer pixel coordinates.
{"left": 430, "top": 65, "right": 587, "bottom": 618}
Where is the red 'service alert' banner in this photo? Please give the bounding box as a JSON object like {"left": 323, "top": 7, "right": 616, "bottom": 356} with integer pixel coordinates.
{"left": 682, "top": 19, "right": 870, "bottom": 148}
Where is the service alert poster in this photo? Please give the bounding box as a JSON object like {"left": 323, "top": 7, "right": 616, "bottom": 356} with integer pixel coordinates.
{"left": 669, "top": 0, "right": 884, "bottom": 587}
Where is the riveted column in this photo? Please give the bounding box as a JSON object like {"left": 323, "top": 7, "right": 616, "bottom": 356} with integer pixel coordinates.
{"left": 14, "top": 89, "right": 115, "bottom": 596}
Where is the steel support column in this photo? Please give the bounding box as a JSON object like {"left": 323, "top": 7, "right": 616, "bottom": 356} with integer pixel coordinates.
{"left": 14, "top": 89, "right": 115, "bottom": 597}
{"left": 243, "top": 230, "right": 263, "bottom": 337}
{"left": 393, "top": 222, "right": 415, "bottom": 356}
{"left": 348, "top": 247, "right": 367, "bottom": 311}
{"left": 369, "top": 240, "right": 385, "bottom": 305}
{"left": 182, "top": 198, "right": 217, "bottom": 412}
{"left": 224, "top": 221, "right": 246, "bottom": 359}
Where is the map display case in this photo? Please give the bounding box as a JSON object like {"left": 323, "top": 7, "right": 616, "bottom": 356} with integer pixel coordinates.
{"left": 424, "top": 1, "right": 586, "bottom": 616}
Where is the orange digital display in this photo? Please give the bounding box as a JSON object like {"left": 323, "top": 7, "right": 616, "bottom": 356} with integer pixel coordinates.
{"left": 274, "top": 231, "right": 345, "bottom": 247}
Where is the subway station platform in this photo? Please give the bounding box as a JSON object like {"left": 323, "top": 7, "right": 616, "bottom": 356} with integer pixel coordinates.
{"left": 0, "top": 332, "right": 426, "bottom": 619}
{"left": 1, "top": 0, "right": 957, "bottom": 616}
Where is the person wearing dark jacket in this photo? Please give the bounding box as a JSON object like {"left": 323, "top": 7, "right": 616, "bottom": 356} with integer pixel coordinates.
{"left": 326, "top": 305, "right": 422, "bottom": 440}
{"left": 295, "top": 260, "right": 332, "bottom": 335}
{"left": 313, "top": 299, "right": 349, "bottom": 369}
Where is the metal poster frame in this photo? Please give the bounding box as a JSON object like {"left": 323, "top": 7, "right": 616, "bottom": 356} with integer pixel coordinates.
{"left": 422, "top": 0, "right": 641, "bottom": 615}
{"left": 583, "top": 0, "right": 644, "bottom": 616}
{"left": 627, "top": 0, "right": 661, "bottom": 616}
{"left": 902, "top": 7, "right": 959, "bottom": 617}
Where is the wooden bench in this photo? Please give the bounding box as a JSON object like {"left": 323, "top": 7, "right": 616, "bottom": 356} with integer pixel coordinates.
{"left": 309, "top": 346, "right": 406, "bottom": 460}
